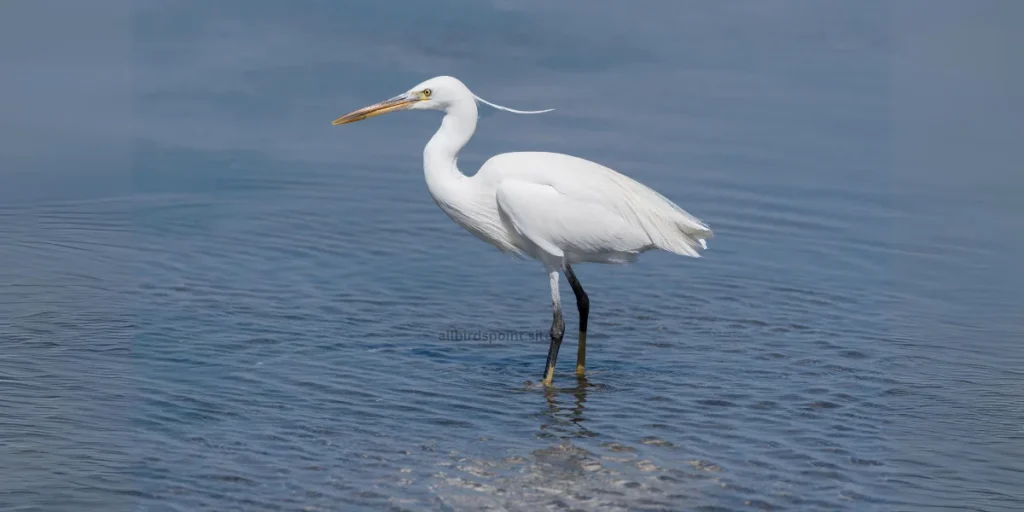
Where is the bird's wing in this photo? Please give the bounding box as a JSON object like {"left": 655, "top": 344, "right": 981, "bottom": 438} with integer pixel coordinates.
{"left": 495, "top": 179, "right": 652, "bottom": 260}
{"left": 482, "top": 152, "right": 711, "bottom": 257}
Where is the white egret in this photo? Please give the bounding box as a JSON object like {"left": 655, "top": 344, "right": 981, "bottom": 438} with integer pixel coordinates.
{"left": 333, "top": 76, "right": 712, "bottom": 386}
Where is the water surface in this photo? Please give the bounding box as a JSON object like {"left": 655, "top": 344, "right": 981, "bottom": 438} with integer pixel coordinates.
{"left": 2, "top": 1, "right": 1022, "bottom": 510}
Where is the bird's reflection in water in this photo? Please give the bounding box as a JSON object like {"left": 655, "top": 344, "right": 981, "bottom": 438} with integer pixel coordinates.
{"left": 537, "top": 375, "right": 602, "bottom": 439}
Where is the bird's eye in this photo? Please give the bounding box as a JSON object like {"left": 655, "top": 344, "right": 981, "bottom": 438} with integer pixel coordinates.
{"left": 423, "top": 88, "right": 432, "bottom": 97}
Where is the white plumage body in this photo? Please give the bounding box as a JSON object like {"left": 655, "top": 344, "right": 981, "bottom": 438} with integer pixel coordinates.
{"left": 430, "top": 150, "right": 712, "bottom": 268}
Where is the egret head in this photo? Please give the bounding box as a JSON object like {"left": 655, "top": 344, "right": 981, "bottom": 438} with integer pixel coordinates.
{"left": 332, "top": 75, "right": 553, "bottom": 126}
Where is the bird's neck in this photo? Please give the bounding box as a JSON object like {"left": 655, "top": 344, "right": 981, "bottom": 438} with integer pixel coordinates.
{"left": 423, "top": 102, "right": 478, "bottom": 201}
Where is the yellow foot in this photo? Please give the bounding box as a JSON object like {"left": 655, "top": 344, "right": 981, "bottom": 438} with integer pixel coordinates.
{"left": 575, "top": 332, "right": 587, "bottom": 378}
{"left": 541, "top": 366, "right": 555, "bottom": 387}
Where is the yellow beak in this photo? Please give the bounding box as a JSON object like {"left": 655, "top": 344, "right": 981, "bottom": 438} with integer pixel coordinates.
{"left": 332, "top": 93, "right": 421, "bottom": 126}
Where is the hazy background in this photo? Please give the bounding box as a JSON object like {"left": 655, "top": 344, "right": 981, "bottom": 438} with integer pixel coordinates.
{"left": 2, "top": 1, "right": 1021, "bottom": 510}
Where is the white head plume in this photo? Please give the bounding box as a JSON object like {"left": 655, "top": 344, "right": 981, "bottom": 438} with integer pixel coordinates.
{"left": 473, "top": 94, "right": 554, "bottom": 115}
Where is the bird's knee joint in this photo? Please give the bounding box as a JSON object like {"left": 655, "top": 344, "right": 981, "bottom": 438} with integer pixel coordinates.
{"left": 550, "top": 317, "right": 565, "bottom": 341}
{"left": 550, "top": 325, "right": 565, "bottom": 341}
{"left": 577, "top": 295, "right": 589, "bottom": 313}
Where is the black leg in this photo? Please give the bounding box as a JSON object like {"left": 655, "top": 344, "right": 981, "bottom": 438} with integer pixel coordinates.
{"left": 564, "top": 265, "right": 589, "bottom": 376}
{"left": 541, "top": 270, "right": 564, "bottom": 386}
{"left": 541, "top": 303, "right": 565, "bottom": 386}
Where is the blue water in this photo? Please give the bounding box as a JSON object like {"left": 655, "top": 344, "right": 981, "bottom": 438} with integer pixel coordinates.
{"left": 2, "top": 1, "right": 1022, "bottom": 510}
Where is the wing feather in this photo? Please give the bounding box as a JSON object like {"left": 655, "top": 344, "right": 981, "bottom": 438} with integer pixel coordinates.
{"left": 483, "top": 152, "right": 712, "bottom": 258}
{"left": 495, "top": 180, "right": 652, "bottom": 262}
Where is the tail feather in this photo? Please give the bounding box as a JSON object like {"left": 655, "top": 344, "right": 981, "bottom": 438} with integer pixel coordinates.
{"left": 630, "top": 191, "right": 713, "bottom": 258}
{"left": 654, "top": 223, "right": 712, "bottom": 257}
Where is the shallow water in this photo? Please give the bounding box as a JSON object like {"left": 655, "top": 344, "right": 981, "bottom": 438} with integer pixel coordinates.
{"left": 2, "top": 1, "right": 1023, "bottom": 511}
